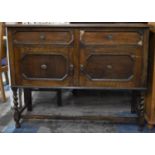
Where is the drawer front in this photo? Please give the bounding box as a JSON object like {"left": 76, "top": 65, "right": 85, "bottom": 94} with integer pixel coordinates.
{"left": 79, "top": 47, "right": 144, "bottom": 88}
{"left": 13, "top": 46, "right": 74, "bottom": 87}
{"left": 80, "top": 30, "right": 143, "bottom": 46}
{"left": 13, "top": 29, "right": 74, "bottom": 45}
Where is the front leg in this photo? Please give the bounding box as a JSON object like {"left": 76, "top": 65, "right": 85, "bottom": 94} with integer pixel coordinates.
{"left": 12, "top": 87, "right": 21, "bottom": 128}
{"left": 137, "top": 92, "right": 145, "bottom": 130}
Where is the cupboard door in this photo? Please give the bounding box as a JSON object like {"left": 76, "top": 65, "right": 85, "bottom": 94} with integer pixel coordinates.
{"left": 79, "top": 47, "right": 144, "bottom": 88}
{"left": 14, "top": 46, "right": 74, "bottom": 87}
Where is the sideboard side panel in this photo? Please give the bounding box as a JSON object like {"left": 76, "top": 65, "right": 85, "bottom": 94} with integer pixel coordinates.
{"left": 145, "top": 30, "right": 155, "bottom": 125}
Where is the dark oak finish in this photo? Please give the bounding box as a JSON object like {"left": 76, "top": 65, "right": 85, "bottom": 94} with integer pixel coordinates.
{"left": 6, "top": 23, "right": 149, "bottom": 128}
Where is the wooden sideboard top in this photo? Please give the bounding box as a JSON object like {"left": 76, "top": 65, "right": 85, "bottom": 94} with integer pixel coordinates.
{"left": 6, "top": 23, "right": 149, "bottom": 28}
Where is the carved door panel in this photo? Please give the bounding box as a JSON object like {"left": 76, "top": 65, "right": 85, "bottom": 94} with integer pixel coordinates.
{"left": 14, "top": 46, "right": 74, "bottom": 87}
{"left": 79, "top": 47, "right": 143, "bottom": 88}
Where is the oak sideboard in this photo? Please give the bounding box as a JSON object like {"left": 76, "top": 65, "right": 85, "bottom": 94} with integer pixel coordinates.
{"left": 6, "top": 23, "right": 149, "bottom": 128}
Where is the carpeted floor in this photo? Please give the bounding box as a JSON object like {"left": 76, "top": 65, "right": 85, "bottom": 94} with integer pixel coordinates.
{"left": 0, "top": 87, "right": 155, "bottom": 133}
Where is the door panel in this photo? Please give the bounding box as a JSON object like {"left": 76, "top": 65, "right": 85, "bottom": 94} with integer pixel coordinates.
{"left": 80, "top": 54, "right": 134, "bottom": 80}
{"left": 79, "top": 47, "right": 143, "bottom": 88}
{"left": 14, "top": 46, "right": 74, "bottom": 87}
{"left": 22, "top": 54, "right": 69, "bottom": 80}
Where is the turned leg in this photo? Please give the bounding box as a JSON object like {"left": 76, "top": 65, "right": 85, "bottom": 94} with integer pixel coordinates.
{"left": 57, "top": 89, "right": 62, "bottom": 106}
{"left": 24, "top": 88, "right": 32, "bottom": 111}
{"left": 18, "top": 88, "right": 23, "bottom": 109}
{"left": 137, "top": 92, "right": 145, "bottom": 130}
{"left": 131, "top": 91, "right": 137, "bottom": 114}
{"left": 12, "top": 87, "right": 21, "bottom": 128}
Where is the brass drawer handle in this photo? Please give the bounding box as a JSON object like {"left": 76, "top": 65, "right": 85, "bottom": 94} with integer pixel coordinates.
{"left": 80, "top": 64, "right": 84, "bottom": 72}
{"left": 107, "top": 34, "right": 113, "bottom": 40}
{"left": 80, "top": 64, "right": 88, "bottom": 75}
{"left": 107, "top": 65, "right": 113, "bottom": 69}
{"left": 41, "top": 64, "right": 47, "bottom": 70}
{"left": 40, "top": 34, "right": 46, "bottom": 40}
{"left": 69, "top": 64, "right": 74, "bottom": 75}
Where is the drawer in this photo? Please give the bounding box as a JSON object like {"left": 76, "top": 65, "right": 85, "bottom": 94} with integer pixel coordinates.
{"left": 13, "top": 29, "right": 74, "bottom": 45}
{"left": 80, "top": 30, "right": 143, "bottom": 46}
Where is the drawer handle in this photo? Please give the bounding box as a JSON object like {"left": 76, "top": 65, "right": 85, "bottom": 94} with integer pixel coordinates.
{"left": 107, "top": 65, "right": 113, "bottom": 69}
{"left": 80, "top": 64, "right": 84, "bottom": 72}
{"left": 80, "top": 64, "right": 86, "bottom": 74}
{"left": 69, "top": 64, "right": 74, "bottom": 76}
{"left": 107, "top": 34, "right": 113, "bottom": 40}
{"left": 40, "top": 64, "right": 47, "bottom": 70}
{"left": 40, "top": 34, "right": 46, "bottom": 40}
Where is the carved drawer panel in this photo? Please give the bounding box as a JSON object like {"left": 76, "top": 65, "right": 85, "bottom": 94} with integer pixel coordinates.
{"left": 21, "top": 54, "right": 68, "bottom": 80}
{"left": 80, "top": 47, "right": 144, "bottom": 88}
{"left": 13, "top": 29, "right": 74, "bottom": 45}
{"left": 80, "top": 54, "right": 134, "bottom": 80}
{"left": 80, "top": 30, "right": 143, "bottom": 46}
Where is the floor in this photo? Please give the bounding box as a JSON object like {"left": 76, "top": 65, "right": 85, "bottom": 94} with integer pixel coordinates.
{"left": 0, "top": 86, "right": 155, "bottom": 133}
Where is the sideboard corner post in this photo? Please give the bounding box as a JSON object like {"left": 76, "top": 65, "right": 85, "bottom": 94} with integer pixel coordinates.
{"left": 12, "top": 87, "right": 21, "bottom": 128}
